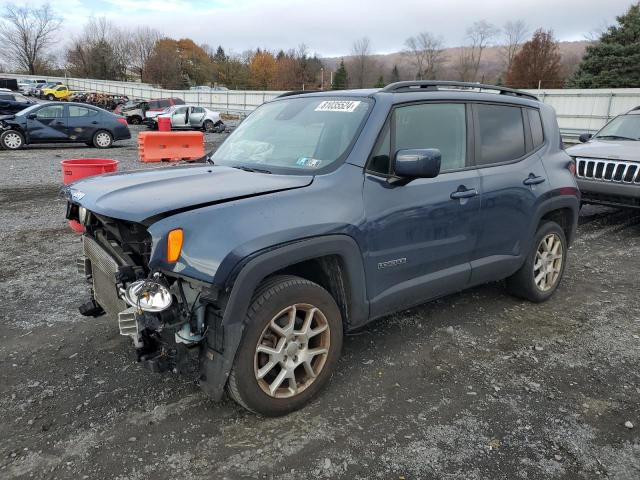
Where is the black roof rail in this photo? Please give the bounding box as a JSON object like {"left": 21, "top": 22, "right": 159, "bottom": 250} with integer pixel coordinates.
{"left": 380, "top": 81, "right": 538, "bottom": 101}
{"left": 275, "top": 90, "right": 321, "bottom": 98}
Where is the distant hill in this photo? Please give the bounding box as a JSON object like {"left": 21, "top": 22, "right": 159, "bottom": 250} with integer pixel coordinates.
{"left": 322, "top": 41, "right": 590, "bottom": 88}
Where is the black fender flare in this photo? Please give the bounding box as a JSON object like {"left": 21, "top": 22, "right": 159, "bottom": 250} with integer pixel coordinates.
{"left": 529, "top": 191, "right": 580, "bottom": 249}
{"left": 199, "top": 234, "right": 369, "bottom": 400}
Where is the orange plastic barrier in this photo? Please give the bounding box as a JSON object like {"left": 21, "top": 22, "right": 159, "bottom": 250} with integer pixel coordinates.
{"left": 138, "top": 131, "right": 205, "bottom": 163}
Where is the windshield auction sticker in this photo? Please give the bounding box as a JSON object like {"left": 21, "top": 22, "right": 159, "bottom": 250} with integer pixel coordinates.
{"left": 315, "top": 100, "right": 361, "bottom": 112}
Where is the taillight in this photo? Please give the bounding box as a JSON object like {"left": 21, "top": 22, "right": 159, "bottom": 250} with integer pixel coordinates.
{"left": 116, "top": 117, "right": 128, "bottom": 127}
{"left": 568, "top": 160, "right": 576, "bottom": 176}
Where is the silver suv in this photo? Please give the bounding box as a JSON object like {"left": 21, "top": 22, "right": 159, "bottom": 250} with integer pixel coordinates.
{"left": 567, "top": 107, "right": 640, "bottom": 209}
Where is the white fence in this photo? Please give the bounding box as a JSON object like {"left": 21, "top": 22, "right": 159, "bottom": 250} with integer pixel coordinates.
{"left": 6, "top": 73, "right": 285, "bottom": 114}
{"left": 523, "top": 88, "right": 640, "bottom": 135}
{"left": 6, "top": 74, "right": 640, "bottom": 132}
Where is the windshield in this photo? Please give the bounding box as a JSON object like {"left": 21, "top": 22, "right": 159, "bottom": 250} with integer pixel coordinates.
{"left": 212, "top": 96, "right": 372, "bottom": 172}
{"left": 16, "top": 104, "right": 40, "bottom": 115}
{"left": 595, "top": 114, "right": 640, "bottom": 141}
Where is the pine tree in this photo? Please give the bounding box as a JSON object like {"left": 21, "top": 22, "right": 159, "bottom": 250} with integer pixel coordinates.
{"left": 374, "top": 75, "right": 386, "bottom": 88}
{"left": 570, "top": 3, "right": 640, "bottom": 88}
{"left": 390, "top": 65, "right": 400, "bottom": 83}
{"left": 332, "top": 59, "right": 348, "bottom": 89}
{"left": 213, "top": 46, "right": 227, "bottom": 64}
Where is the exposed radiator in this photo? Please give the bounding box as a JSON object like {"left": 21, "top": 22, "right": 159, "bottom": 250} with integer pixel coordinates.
{"left": 82, "top": 236, "right": 127, "bottom": 316}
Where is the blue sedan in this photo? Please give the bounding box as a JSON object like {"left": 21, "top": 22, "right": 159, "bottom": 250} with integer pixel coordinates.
{"left": 0, "top": 102, "right": 131, "bottom": 150}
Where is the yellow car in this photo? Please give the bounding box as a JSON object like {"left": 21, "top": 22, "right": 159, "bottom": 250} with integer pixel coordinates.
{"left": 42, "top": 85, "right": 74, "bottom": 101}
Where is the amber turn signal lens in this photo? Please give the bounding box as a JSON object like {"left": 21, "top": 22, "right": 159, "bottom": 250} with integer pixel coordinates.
{"left": 167, "top": 229, "right": 183, "bottom": 263}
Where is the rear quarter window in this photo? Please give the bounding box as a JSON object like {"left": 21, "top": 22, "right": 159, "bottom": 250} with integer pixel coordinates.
{"left": 528, "top": 109, "right": 545, "bottom": 148}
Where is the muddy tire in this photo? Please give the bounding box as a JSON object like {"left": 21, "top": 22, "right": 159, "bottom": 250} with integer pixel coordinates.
{"left": 128, "top": 116, "right": 142, "bottom": 125}
{"left": 506, "top": 221, "right": 567, "bottom": 302}
{"left": 227, "top": 275, "right": 343, "bottom": 416}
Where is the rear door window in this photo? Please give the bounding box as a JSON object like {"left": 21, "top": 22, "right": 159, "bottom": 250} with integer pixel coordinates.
{"left": 475, "top": 104, "right": 526, "bottom": 165}
{"left": 69, "top": 106, "right": 98, "bottom": 117}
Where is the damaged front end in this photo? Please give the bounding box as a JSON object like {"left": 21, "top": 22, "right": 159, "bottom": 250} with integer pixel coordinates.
{"left": 71, "top": 205, "right": 220, "bottom": 377}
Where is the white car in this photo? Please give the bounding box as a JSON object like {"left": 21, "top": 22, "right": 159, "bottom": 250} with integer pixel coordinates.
{"left": 18, "top": 79, "right": 46, "bottom": 95}
{"left": 147, "top": 105, "right": 225, "bottom": 132}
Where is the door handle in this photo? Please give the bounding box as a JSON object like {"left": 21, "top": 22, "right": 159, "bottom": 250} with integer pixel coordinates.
{"left": 450, "top": 187, "right": 479, "bottom": 200}
{"left": 54, "top": 121, "right": 64, "bottom": 125}
{"left": 523, "top": 174, "right": 546, "bottom": 186}
{"left": 91, "top": 121, "right": 98, "bottom": 124}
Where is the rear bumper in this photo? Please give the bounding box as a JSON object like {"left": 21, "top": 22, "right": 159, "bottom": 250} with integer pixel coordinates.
{"left": 577, "top": 178, "right": 640, "bottom": 209}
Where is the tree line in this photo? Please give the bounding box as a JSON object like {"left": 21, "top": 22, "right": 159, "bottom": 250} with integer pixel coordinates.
{"left": 1, "top": 2, "right": 638, "bottom": 90}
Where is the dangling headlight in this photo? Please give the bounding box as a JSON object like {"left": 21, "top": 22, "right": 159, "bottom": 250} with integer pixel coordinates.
{"left": 124, "top": 280, "right": 173, "bottom": 312}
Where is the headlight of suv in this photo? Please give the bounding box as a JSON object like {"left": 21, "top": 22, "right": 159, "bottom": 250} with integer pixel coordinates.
{"left": 124, "top": 280, "right": 173, "bottom": 312}
{"left": 78, "top": 206, "right": 87, "bottom": 224}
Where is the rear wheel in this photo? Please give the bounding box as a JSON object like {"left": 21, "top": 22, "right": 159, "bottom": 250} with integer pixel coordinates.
{"left": 0, "top": 130, "right": 25, "bottom": 150}
{"left": 92, "top": 130, "right": 113, "bottom": 148}
{"left": 46, "top": 94, "right": 55, "bottom": 101}
{"left": 227, "top": 275, "right": 343, "bottom": 416}
{"left": 128, "top": 116, "right": 142, "bottom": 125}
{"left": 506, "top": 221, "right": 567, "bottom": 302}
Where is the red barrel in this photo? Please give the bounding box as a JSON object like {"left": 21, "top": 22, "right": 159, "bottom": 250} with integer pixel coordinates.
{"left": 61, "top": 158, "right": 119, "bottom": 184}
{"left": 157, "top": 116, "right": 171, "bottom": 132}
{"left": 61, "top": 158, "right": 119, "bottom": 232}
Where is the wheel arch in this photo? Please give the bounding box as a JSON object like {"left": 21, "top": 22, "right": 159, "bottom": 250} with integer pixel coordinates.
{"left": 199, "top": 234, "right": 369, "bottom": 401}
{"left": 222, "top": 235, "right": 369, "bottom": 330}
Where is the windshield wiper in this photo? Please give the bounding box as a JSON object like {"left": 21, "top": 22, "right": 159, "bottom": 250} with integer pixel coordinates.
{"left": 595, "top": 135, "right": 638, "bottom": 141}
{"left": 232, "top": 165, "right": 272, "bottom": 174}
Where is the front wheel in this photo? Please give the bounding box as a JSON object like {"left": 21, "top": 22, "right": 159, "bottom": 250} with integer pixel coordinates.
{"left": 506, "top": 221, "right": 567, "bottom": 302}
{"left": 92, "top": 130, "right": 113, "bottom": 148}
{"left": 0, "top": 130, "right": 25, "bottom": 150}
{"left": 128, "top": 116, "right": 142, "bottom": 125}
{"left": 227, "top": 275, "right": 343, "bottom": 416}
{"left": 203, "top": 119, "right": 215, "bottom": 132}
{"left": 46, "top": 94, "right": 55, "bottom": 101}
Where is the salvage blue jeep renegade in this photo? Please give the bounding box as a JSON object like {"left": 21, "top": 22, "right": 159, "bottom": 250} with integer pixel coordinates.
{"left": 65, "top": 81, "right": 580, "bottom": 416}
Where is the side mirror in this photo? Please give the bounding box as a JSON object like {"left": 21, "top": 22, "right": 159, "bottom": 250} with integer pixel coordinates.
{"left": 27, "top": 113, "right": 36, "bottom": 119}
{"left": 579, "top": 133, "right": 593, "bottom": 143}
{"left": 394, "top": 148, "right": 441, "bottom": 179}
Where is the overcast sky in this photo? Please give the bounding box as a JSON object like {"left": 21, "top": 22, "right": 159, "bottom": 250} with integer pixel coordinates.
{"left": 1, "top": 0, "right": 634, "bottom": 56}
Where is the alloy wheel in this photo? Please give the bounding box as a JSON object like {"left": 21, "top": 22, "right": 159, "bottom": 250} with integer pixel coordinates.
{"left": 254, "top": 303, "right": 330, "bottom": 398}
{"left": 533, "top": 233, "right": 563, "bottom": 292}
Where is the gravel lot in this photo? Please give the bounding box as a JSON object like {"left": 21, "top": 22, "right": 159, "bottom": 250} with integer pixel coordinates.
{"left": 0, "top": 127, "right": 639, "bottom": 480}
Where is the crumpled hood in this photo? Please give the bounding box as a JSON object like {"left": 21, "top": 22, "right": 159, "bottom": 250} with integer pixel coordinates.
{"left": 566, "top": 139, "right": 640, "bottom": 162}
{"left": 63, "top": 165, "right": 313, "bottom": 224}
